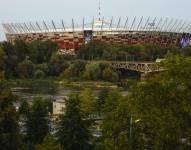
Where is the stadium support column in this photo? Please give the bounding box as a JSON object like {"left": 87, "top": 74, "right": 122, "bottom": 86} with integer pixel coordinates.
{"left": 101, "top": 17, "right": 104, "bottom": 35}
{"left": 52, "top": 20, "right": 57, "bottom": 32}
{"left": 82, "top": 17, "right": 85, "bottom": 31}
{"left": 169, "top": 19, "right": 178, "bottom": 44}
{"left": 160, "top": 18, "right": 168, "bottom": 46}
{"left": 36, "top": 22, "right": 42, "bottom": 33}
{"left": 29, "top": 22, "right": 36, "bottom": 33}
{"left": 137, "top": 16, "right": 143, "bottom": 31}
{"left": 72, "top": 18, "right": 75, "bottom": 50}
{"left": 62, "top": 20, "right": 66, "bottom": 31}
{"left": 92, "top": 17, "right": 94, "bottom": 41}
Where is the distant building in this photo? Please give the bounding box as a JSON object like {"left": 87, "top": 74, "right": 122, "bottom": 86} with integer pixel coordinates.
{"left": 2, "top": 17, "right": 191, "bottom": 52}
{"left": 53, "top": 97, "right": 68, "bottom": 115}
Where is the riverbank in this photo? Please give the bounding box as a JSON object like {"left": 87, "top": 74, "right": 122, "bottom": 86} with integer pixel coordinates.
{"left": 8, "top": 78, "right": 137, "bottom": 90}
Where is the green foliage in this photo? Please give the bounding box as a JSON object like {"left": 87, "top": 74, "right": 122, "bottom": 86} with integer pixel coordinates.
{"left": 97, "top": 88, "right": 109, "bottom": 114}
{"left": 83, "top": 63, "right": 101, "bottom": 80}
{"left": 83, "top": 62, "right": 119, "bottom": 82}
{"left": 79, "top": 88, "right": 95, "bottom": 116}
{"left": 14, "top": 40, "right": 29, "bottom": 62}
{"left": 56, "top": 93, "right": 91, "bottom": 150}
{"left": 19, "top": 100, "right": 30, "bottom": 115}
{"left": 63, "top": 60, "right": 86, "bottom": 78}
{"left": 128, "top": 55, "right": 191, "bottom": 149}
{"left": 102, "top": 90, "right": 131, "bottom": 150}
{"left": 25, "top": 97, "right": 50, "bottom": 149}
{"left": 0, "top": 79, "right": 21, "bottom": 150}
{"left": 35, "top": 135, "right": 62, "bottom": 150}
{"left": 34, "top": 70, "right": 46, "bottom": 79}
{"left": 17, "top": 59, "right": 35, "bottom": 78}
{"left": 48, "top": 53, "right": 69, "bottom": 76}
{"left": 27, "top": 40, "right": 58, "bottom": 64}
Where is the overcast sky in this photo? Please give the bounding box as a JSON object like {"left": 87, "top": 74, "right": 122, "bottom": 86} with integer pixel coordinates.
{"left": 0, "top": 0, "right": 191, "bottom": 41}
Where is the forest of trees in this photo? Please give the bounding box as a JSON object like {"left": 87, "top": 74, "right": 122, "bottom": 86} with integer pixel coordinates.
{"left": 1, "top": 55, "right": 191, "bottom": 150}
{"left": 1, "top": 40, "right": 191, "bottom": 149}
{"left": 1, "top": 40, "right": 191, "bottom": 82}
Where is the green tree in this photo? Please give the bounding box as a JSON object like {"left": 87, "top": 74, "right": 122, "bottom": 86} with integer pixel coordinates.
{"left": 128, "top": 55, "right": 191, "bottom": 149}
{"left": 97, "top": 88, "right": 109, "bottom": 115}
{"left": 79, "top": 88, "right": 95, "bottom": 116}
{"left": 17, "top": 59, "right": 34, "bottom": 78}
{"left": 0, "top": 79, "right": 21, "bottom": 150}
{"left": 25, "top": 97, "right": 49, "bottom": 150}
{"left": 35, "top": 135, "right": 62, "bottom": 150}
{"left": 56, "top": 94, "right": 91, "bottom": 150}
{"left": 102, "top": 90, "right": 132, "bottom": 150}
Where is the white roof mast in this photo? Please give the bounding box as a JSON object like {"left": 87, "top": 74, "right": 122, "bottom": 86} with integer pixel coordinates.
{"left": 99, "top": 0, "right": 101, "bottom": 21}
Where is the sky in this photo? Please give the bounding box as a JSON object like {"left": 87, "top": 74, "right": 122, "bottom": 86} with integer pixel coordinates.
{"left": 0, "top": 0, "right": 191, "bottom": 41}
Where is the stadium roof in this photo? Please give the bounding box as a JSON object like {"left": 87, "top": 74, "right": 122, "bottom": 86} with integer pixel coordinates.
{"left": 2, "top": 17, "right": 191, "bottom": 35}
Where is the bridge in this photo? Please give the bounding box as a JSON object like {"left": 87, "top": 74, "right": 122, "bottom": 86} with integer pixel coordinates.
{"left": 110, "top": 61, "right": 162, "bottom": 74}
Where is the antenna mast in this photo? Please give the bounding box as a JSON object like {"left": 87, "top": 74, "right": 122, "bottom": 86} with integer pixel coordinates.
{"left": 99, "top": 0, "right": 101, "bottom": 21}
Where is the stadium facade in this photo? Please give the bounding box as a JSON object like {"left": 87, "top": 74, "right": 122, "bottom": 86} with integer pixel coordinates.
{"left": 2, "top": 17, "right": 191, "bottom": 51}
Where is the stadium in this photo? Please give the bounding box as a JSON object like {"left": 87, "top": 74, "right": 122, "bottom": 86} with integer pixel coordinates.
{"left": 2, "top": 17, "right": 191, "bottom": 53}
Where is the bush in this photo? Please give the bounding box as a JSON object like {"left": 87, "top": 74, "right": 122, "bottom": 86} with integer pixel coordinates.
{"left": 17, "top": 60, "right": 34, "bottom": 78}
{"left": 34, "top": 70, "right": 46, "bottom": 79}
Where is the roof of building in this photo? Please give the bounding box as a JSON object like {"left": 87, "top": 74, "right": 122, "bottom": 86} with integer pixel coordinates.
{"left": 2, "top": 17, "right": 191, "bottom": 35}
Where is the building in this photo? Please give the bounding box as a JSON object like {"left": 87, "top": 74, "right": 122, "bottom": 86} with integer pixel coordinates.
{"left": 2, "top": 17, "right": 191, "bottom": 51}
{"left": 53, "top": 97, "right": 68, "bottom": 115}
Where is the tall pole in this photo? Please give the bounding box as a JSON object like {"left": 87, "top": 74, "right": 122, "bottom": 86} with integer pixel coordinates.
{"left": 99, "top": 0, "right": 101, "bottom": 21}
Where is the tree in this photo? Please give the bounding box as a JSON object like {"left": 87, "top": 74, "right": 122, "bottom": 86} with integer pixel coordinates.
{"left": 0, "top": 46, "right": 6, "bottom": 71}
{"left": 79, "top": 88, "right": 95, "bottom": 117}
{"left": 63, "top": 60, "right": 86, "bottom": 78}
{"left": 102, "top": 90, "right": 132, "bottom": 150}
{"left": 56, "top": 94, "right": 91, "bottom": 150}
{"left": 128, "top": 55, "right": 191, "bottom": 149}
{"left": 17, "top": 59, "right": 34, "bottom": 78}
{"left": 25, "top": 97, "right": 49, "bottom": 150}
{"left": 0, "top": 79, "right": 21, "bottom": 150}
{"left": 14, "top": 40, "right": 29, "bottom": 62}
{"left": 35, "top": 135, "right": 62, "bottom": 150}
{"left": 97, "top": 88, "right": 109, "bottom": 115}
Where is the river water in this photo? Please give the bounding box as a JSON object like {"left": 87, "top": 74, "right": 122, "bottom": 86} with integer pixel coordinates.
{"left": 12, "top": 86, "right": 128, "bottom": 102}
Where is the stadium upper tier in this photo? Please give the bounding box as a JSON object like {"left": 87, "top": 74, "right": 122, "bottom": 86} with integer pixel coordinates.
{"left": 2, "top": 17, "right": 191, "bottom": 34}
{"left": 2, "top": 17, "right": 191, "bottom": 50}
